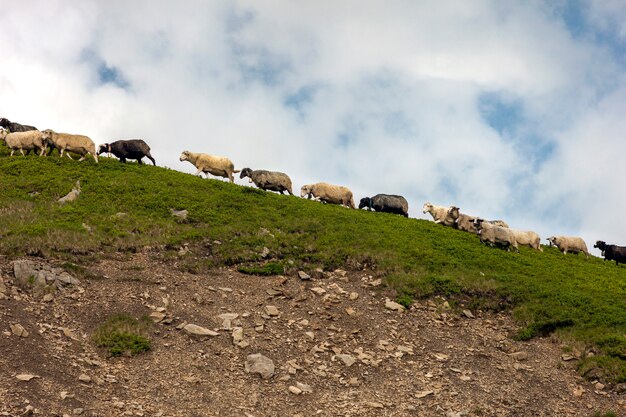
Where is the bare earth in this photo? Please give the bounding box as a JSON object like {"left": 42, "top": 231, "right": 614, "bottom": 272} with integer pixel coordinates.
{"left": 0, "top": 252, "right": 623, "bottom": 417}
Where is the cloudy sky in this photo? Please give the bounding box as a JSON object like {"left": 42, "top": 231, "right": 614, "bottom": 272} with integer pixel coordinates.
{"left": 2, "top": 1, "right": 625, "bottom": 253}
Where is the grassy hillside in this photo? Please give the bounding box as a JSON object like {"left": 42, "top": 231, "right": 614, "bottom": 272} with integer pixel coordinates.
{"left": 1, "top": 153, "right": 625, "bottom": 382}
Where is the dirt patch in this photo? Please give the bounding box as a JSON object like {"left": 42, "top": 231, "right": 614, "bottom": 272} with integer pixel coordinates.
{"left": 0, "top": 253, "right": 623, "bottom": 416}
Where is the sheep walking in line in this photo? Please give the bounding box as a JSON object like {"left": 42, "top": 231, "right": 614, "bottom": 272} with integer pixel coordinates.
{"left": 0, "top": 129, "right": 47, "bottom": 156}
{"left": 179, "top": 151, "right": 239, "bottom": 183}
{"left": 510, "top": 230, "right": 543, "bottom": 251}
{"left": 98, "top": 140, "right": 156, "bottom": 165}
{"left": 239, "top": 168, "right": 293, "bottom": 195}
{"left": 359, "top": 194, "right": 409, "bottom": 217}
{"left": 423, "top": 202, "right": 457, "bottom": 226}
{"left": 594, "top": 241, "right": 626, "bottom": 266}
{"left": 41, "top": 129, "right": 98, "bottom": 163}
{"left": 0, "top": 117, "right": 37, "bottom": 132}
{"left": 301, "top": 183, "right": 355, "bottom": 208}
{"left": 473, "top": 218, "right": 518, "bottom": 252}
{"left": 547, "top": 236, "right": 589, "bottom": 257}
{"left": 448, "top": 207, "right": 509, "bottom": 233}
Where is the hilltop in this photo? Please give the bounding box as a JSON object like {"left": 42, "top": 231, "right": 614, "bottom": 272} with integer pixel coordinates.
{"left": 0, "top": 154, "right": 625, "bottom": 416}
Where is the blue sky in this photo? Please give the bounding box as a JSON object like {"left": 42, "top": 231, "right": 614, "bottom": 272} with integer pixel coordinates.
{"left": 1, "top": 1, "right": 626, "bottom": 253}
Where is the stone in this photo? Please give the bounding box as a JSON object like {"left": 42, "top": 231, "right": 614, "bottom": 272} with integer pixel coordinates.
{"left": 349, "top": 292, "right": 359, "bottom": 300}
{"left": 310, "top": 287, "right": 326, "bottom": 295}
{"left": 170, "top": 209, "right": 188, "bottom": 221}
{"left": 296, "top": 382, "right": 313, "bottom": 393}
{"left": 61, "top": 327, "right": 80, "bottom": 341}
{"left": 561, "top": 353, "right": 578, "bottom": 361}
{"left": 78, "top": 374, "right": 91, "bottom": 383}
{"left": 288, "top": 386, "right": 302, "bottom": 395}
{"left": 16, "top": 374, "right": 39, "bottom": 381}
{"left": 218, "top": 313, "right": 239, "bottom": 330}
{"left": 10, "top": 323, "right": 28, "bottom": 338}
{"left": 385, "top": 299, "right": 406, "bottom": 312}
{"left": 260, "top": 247, "right": 270, "bottom": 258}
{"left": 183, "top": 324, "right": 219, "bottom": 337}
{"left": 367, "top": 402, "right": 384, "bottom": 408}
{"left": 13, "top": 260, "right": 80, "bottom": 293}
{"left": 336, "top": 354, "right": 356, "bottom": 367}
{"left": 232, "top": 327, "right": 244, "bottom": 345}
{"left": 462, "top": 309, "right": 475, "bottom": 318}
{"left": 297, "top": 271, "right": 311, "bottom": 280}
{"left": 150, "top": 312, "right": 166, "bottom": 323}
{"left": 415, "top": 390, "right": 434, "bottom": 398}
{"left": 43, "top": 293, "right": 54, "bottom": 302}
{"left": 509, "top": 351, "right": 528, "bottom": 361}
{"left": 265, "top": 305, "right": 279, "bottom": 316}
{"left": 245, "top": 353, "right": 275, "bottom": 379}
{"left": 58, "top": 181, "right": 81, "bottom": 204}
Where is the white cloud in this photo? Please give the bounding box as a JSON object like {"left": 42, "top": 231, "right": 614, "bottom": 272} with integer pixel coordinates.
{"left": 1, "top": 1, "right": 625, "bottom": 253}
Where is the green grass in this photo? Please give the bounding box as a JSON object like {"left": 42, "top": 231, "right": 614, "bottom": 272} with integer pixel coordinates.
{"left": 1, "top": 152, "right": 625, "bottom": 381}
{"left": 92, "top": 313, "right": 152, "bottom": 357}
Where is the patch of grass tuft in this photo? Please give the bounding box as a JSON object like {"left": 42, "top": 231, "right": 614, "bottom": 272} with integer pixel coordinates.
{"left": 92, "top": 314, "right": 152, "bottom": 357}
{"left": 238, "top": 261, "right": 285, "bottom": 276}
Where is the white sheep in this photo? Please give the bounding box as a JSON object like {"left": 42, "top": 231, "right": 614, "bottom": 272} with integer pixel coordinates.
{"left": 2, "top": 130, "right": 47, "bottom": 156}
{"left": 474, "top": 218, "right": 518, "bottom": 252}
{"left": 422, "top": 202, "right": 456, "bottom": 226}
{"left": 300, "top": 183, "right": 355, "bottom": 208}
{"left": 511, "top": 230, "right": 543, "bottom": 251}
{"left": 547, "top": 236, "right": 589, "bottom": 257}
{"left": 239, "top": 168, "right": 293, "bottom": 195}
{"left": 41, "top": 129, "right": 98, "bottom": 163}
{"left": 179, "top": 150, "right": 239, "bottom": 183}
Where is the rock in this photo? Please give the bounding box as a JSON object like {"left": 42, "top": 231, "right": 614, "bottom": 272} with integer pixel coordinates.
{"left": 297, "top": 271, "right": 311, "bottom": 280}
{"left": 170, "top": 209, "right": 188, "bottom": 221}
{"left": 349, "top": 292, "right": 359, "bottom": 300}
{"left": 345, "top": 307, "right": 356, "bottom": 316}
{"left": 42, "top": 293, "right": 54, "bottom": 302}
{"left": 415, "top": 390, "right": 434, "bottom": 398}
{"left": 288, "top": 386, "right": 302, "bottom": 395}
{"left": 296, "top": 382, "right": 313, "bottom": 393}
{"left": 336, "top": 354, "right": 356, "bottom": 367}
{"left": 10, "top": 323, "right": 28, "bottom": 338}
{"left": 183, "top": 324, "right": 219, "bottom": 337}
{"left": 16, "top": 374, "right": 39, "bottom": 381}
{"left": 58, "top": 180, "right": 81, "bottom": 204}
{"left": 462, "top": 309, "right": 475, "bottom": 318}
{"left": 385, "top": 299, "right": 405, "bottom": 312}
{"left": 13, "top": 260, "right": 80, "bottom": 294}
{"left": 78, "top": 374, "right": 91, "bottom": 383}
{"left": 615, "top": 383, "right": 626, "bottom": 394}
{"left": 260, "top": 247, "right": 270, "bottom": 258}
{"left": 310, "top": 287, "right": 326, "bottom": 295}
{"left": 305, "top": 331, "right": 315, "bottom": 340}
{"left": 509, "top": 351, "right": 528, "bottom": 361}
{"left": 367, "top": 402, "right": 384, "bottom": 408}
{"left": 232, "top": 327, "right": 244, "bottom": 345}
{"left": 61, "top": 327, "right": 80, "bottom": 341}
{"left": 150, "top": 312, "right": 166, "bottom": 323}
{"left": 265, "top": 305, "right": 279, "bottom": 316}
{"left": 218, "top": 313, "right": 239, "bottom": 330}
{"left": 561, "top": 353, "right": 578, "bottom": 361}
{"left": 245, "top": 353, "right": 275, "bottom": 379}
{"left": 573, "top": 385, "right": 584, "bottom": 397}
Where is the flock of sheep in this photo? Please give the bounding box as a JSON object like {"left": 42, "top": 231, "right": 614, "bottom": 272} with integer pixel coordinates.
{"left": 1, "top": 116, "right": 625, "bottom": 266}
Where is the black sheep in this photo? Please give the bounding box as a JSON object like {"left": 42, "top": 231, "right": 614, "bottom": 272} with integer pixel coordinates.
{"left": 0, "top": 117, "right": 37, "bottom": 132}
{"left": 98, "top": 139, "right": 155, "bottom": 165}
{"left": 359, "top": 194, "right": 409, "bottom": 217}
{"left": 594, "top": 241, "right": 626, "bottom": 266}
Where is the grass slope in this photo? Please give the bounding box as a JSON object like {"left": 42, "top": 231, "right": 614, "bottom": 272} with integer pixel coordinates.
{"left": 1, "top": 154, "right": 625, "bottom": 382}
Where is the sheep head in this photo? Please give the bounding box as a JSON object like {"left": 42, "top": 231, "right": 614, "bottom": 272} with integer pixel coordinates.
{"left": 594, "top": 240, "right": 606, "bottom": 250}
{"left": 358, "top": 197, "right": 371, "bottom": 210}
{"left": 240, "top": 168, "right": 252, "bottom": 179}
{"left": 422, "top": 202, "right": 432, "bottom": 214}
{"left": 547, "top": 236, "right": 556, "bottom": 246}
{"left": 97, "top": 144, "right": 109, "bottom": 155}
{"left": 179, "top": 151, "right": 190, "bottom": 162}
{"left": 300, "top": 185, "right": 312, "bottom": 198}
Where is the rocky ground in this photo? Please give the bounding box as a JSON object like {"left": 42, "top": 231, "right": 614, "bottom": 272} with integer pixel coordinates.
{"left": 0, "top": 251, "right": 624, "bottom": 417}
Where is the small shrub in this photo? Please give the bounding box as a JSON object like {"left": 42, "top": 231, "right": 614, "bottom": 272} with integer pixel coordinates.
{"left": 396, "top": 293, "right": 413, "bottom": 309}
{"left": 92, "top": 314, "right": 151, "bottom": 357}
{"left": 238, "top": 261, "right": 284, "bottom": 276}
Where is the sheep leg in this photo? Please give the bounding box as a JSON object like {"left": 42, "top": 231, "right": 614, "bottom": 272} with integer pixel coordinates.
{"left": 9, "top": 149, "right": 15, "bottom": 156}
{"left": 194, "top": 169, "right": 203, "bottom": 177}
{"left": 19, "top": 148, "right": 26, "bottom": 156}
{"left": 137, "top": 158, "right": 142, "bottom": 165}
{"left": 146, "top": 154, "right": 156, "bottom": 166}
